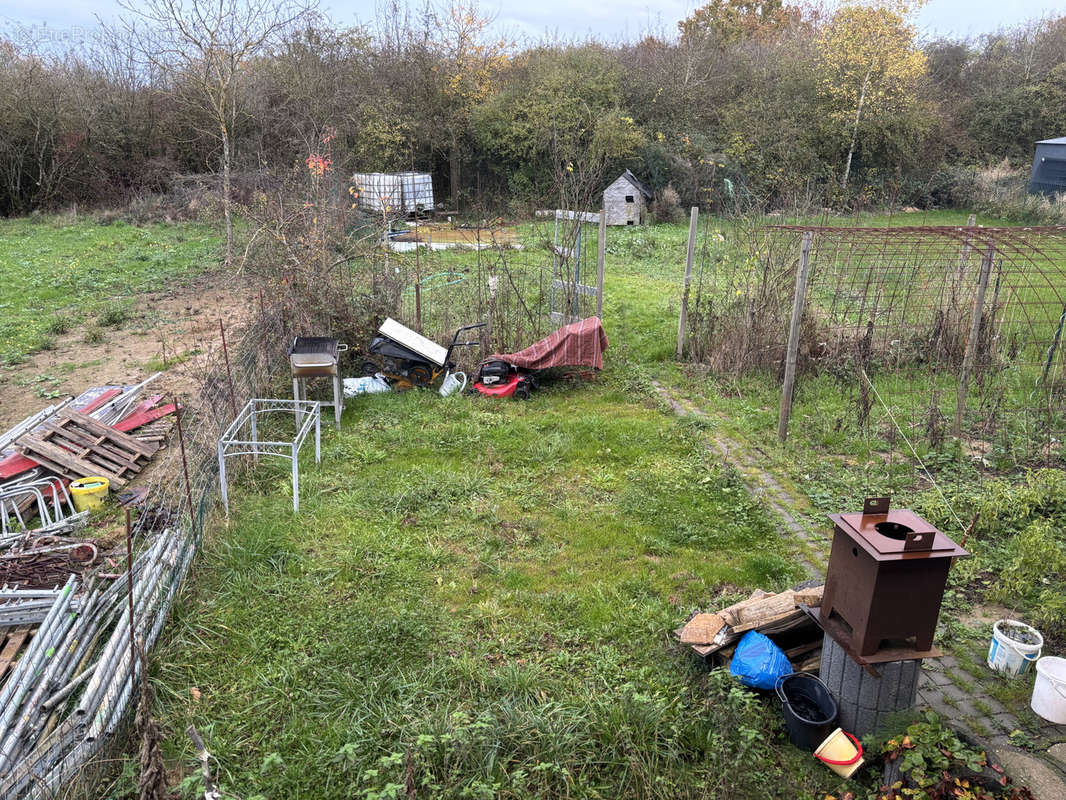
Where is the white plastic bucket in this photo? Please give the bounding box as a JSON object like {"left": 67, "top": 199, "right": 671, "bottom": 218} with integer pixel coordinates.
{"left": 1032, "top": 657, "right": 1066, "bottom": 724}
{"left": 987, "top": 619, "right": 1043, "bottom": 676}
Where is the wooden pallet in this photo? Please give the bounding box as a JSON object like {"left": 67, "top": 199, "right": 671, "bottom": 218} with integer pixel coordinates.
{"left": 0, "top": 626, "right": 32, "bottom": 683}
{"left": 16, "top": 410, "right": 158, "bottom": 488}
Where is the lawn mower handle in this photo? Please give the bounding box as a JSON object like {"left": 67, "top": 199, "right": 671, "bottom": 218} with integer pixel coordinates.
{"left": 445, "top": 322, "right": 488, "bottom": 361}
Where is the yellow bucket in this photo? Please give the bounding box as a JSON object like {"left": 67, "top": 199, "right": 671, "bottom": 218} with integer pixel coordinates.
{"left": 814, "top": 727, "right": 864, "bottom": 779}
{"left": 69, "top": 477, "right": 110, "bottom": 512}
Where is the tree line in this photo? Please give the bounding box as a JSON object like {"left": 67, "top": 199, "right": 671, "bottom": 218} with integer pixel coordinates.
{"left": 0, "top": 0, "right": 1064, "bottom": 220}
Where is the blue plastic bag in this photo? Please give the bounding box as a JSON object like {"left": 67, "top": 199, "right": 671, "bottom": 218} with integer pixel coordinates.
{"left": 729, "top": 630, "right": 792, "bottom": 690}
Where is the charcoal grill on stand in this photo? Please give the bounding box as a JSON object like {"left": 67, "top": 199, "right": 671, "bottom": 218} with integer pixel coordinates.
{"left": 820, "top": 497, "right": 968, "bottom": 657}
{"left": 289, "top": 337, "right": 347, "bottom": 428}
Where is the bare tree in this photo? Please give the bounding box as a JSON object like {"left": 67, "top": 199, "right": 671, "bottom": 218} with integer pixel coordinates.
{"left": 114, "top": 0, "right": 317, "bottom": 264}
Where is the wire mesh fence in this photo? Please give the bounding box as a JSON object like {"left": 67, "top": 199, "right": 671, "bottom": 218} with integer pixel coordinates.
{"left": 686, "top": 223, "right": 1066, "bottom": 470}
{"left": 349, "top": 211, "right": 604, "bottom": 368}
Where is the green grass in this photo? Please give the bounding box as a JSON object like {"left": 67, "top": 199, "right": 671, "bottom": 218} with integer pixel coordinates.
{"left": 0, "top": 216, "right": 220, "bottom": 364}
{"left": 152, "top": 380, "right": 840, "bottom": 800}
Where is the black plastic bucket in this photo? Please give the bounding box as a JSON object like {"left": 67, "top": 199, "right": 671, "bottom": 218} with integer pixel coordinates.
{"left": 775, "top": 673, "right": 838, "bottom": 751}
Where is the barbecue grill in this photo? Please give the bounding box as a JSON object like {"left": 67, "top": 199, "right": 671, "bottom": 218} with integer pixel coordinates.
{"left": 820, "top": 497, "right": 968, "bottom": 657}
{"left": 289, "top": 337, "right": 347, "bottom": 427}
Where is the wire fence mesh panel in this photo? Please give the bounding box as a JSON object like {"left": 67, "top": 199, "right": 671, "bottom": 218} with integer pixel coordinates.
{"left": 687, "top": 224, "right": 1066, "bottom": 471}
{"left": 355, "top": 211, "right": 602, "bottom": 368}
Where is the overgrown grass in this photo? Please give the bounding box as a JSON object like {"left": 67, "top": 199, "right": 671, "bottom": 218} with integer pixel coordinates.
{"left": 0, "top": 216, "right": 220, "bottom": 364}
{"left": 152, "top": 379, "right": 836, "bottom": 799}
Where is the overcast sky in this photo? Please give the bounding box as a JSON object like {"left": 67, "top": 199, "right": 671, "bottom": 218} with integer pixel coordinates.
{"left": 1, "top": 0, "right": 1061, "bottom": 45}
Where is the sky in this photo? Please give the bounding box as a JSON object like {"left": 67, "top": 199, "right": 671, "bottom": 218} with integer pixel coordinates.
{"left": 0, "top": 0, "right": 1062, "bottom": 46}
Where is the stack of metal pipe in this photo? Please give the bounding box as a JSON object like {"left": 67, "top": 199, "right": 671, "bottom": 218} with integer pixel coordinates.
{"left": 0, "top": 526, "right": 196, "bottom": 799}
{"left": 0, "top": 587, "right": 84, "bottom": 628}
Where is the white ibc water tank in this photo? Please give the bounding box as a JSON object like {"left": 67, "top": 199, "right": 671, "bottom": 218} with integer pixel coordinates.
{"left": 351, "top": 172, "right": 433, "bottom": 214}
{"left": 351, "top": 172, "right": 403, "bottom": 213}
{"left": 397, "top": 172, "right": 434, "bottom": 212}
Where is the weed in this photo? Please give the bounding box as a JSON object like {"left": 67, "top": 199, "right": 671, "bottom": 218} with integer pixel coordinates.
{"left": 144, "top": 347, "right": 199, "bottom": 372}
{"left": 98, "top": 306, "right": 129, "bottom": 327}
{"left": 83, "top": 326, "right": 105, "bottom": 345}
{"left": 1007, "top": 729, "right": 1036, "bottom": 750}
{"left": 45, "top": 315, "right": 71, "bottom": 335}
{"left": 946, "top": 669, "right": 975, "bottom": 693}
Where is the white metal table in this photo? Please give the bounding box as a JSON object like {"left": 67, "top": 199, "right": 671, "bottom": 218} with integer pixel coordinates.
{"left": 217, "top": 398, "right": 321, "bottom": 516}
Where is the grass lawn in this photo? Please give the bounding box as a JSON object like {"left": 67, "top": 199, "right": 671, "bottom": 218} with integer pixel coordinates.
{"left": 152, "top": 378, "right": 844, "bottom": 799}
{"left": 0, "top": 216, "right": 220, "bottom": 365}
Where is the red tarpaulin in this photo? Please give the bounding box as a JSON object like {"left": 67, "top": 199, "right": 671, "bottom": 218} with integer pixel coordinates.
{"left": 492, "top": 317, "right": 608, "bottom": 371}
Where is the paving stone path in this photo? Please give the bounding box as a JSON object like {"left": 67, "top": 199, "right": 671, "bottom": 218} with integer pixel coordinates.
{"left": 649, "top": 380, "right": 827, "bottom": 578}
{"left": 650, "top": 378, "right": 1066, "bottom": 797}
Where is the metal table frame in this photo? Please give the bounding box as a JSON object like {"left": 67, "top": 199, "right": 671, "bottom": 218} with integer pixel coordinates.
{"left": 218, "top": 398, "right": 321, "bottom": 516}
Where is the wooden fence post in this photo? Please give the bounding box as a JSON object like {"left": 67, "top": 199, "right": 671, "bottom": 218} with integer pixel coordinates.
{"left": 676, "top": 206, "right": 699, "bottom": 358}
{"left": 777, "top": 230, "right": 814, "bottom": 442}
{"left": 954, "top": 244, "right": 995, "bottom": 438}
{"left": 597, "top": 209, "right": 606, "bottom": 319}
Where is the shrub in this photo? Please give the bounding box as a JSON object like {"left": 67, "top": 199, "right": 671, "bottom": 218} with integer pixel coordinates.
{"left": 651, "top": 184, "right": 684, "bottom": 224}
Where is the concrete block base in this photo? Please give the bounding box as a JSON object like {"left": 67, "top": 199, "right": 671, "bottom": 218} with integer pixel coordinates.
{"left": 819, "top": 633, "right": 922, "bottom": 737}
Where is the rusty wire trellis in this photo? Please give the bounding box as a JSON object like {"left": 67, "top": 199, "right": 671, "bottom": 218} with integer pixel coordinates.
{"left": 688, "top": 224, "right": 1066, "bottom": 470}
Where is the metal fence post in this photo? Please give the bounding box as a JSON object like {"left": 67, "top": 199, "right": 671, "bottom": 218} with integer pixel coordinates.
{"left": 217, "top": 439, "right": 228, "bottom": 518}
{"left": 954, "top": 244, "right": 995, "bottom": 438}
{"left": 596, "top": 209, "right": 606, "bottom": 319}
{"left": 777, "top": 230, "right": 814, "bottom": 442}
{"left": 219, "top": 319, "right": 238, "bottom": 419}
{"left": 676, "top": 206, "right": 699, "bottom": 358}
{"left": 291, "top": 440, "right": 299, "bottom": 514}
{"left": 173, "top": 401, "right": 195, "bottom": 529}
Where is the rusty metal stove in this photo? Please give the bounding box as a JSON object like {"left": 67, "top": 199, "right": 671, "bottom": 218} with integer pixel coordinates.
{"left": 820, "top": 497, "right": 968, "bottom": 657}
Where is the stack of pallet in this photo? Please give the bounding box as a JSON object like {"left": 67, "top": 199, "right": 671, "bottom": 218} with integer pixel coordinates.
{"left": 676, "top": 584, "right": 825, "bottom": 673}
{"left": 15, "top": 410, "right": 158, "bottom": 489}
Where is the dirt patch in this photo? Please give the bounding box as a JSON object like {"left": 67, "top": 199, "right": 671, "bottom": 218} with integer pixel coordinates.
{"left": 958, "top": 603, "right": 1017, "bottom": 628}
{"left": 393, "top": 223, "right": 518, "bottom": 245}
{"left": 0, "top": 271, "right": 254, "bottom": 431}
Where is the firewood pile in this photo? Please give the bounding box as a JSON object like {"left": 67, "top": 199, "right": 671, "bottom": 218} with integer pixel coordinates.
{"left": 675, "top": 584, "right": 825, "bottom": 673}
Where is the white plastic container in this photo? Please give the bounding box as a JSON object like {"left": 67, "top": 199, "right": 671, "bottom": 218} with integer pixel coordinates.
{"left": 1031, "top": 656, "right": 1066, "bottom": 724}
{"left": 439, "top": 371, "right": 467, "bottom": 397}
{"left": 343, "top": 375, "right": 391, "bottom": 396}
{"left": 987, "top": 619, "right": 1043, "bottom": 676}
